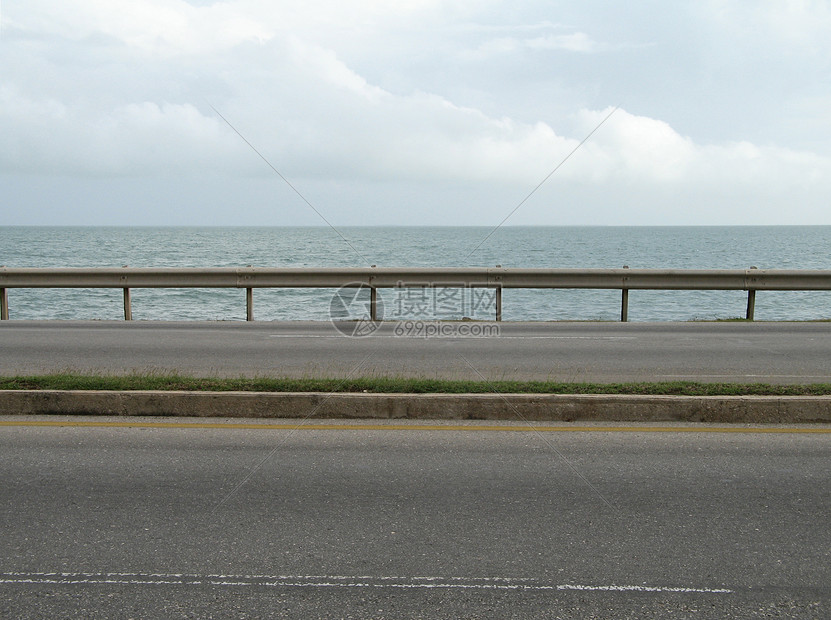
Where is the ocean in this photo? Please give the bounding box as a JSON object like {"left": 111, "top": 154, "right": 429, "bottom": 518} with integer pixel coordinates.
{"left": 1, "top": 226, "right": 830, "bottom": 322}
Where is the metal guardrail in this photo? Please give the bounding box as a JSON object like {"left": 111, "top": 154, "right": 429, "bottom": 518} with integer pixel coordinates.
{"left": 1, "top": 266, "right": 830, "bottom": 322}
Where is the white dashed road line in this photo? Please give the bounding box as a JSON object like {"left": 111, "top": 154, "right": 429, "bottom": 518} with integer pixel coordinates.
{"left": 0, "top": 571, "right": 733, "bottom": 594}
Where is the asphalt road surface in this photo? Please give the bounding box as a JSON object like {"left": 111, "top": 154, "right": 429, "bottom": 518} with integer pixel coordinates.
{"left": 1, "top": 320, "right": 830, "bottom": 383}
{"left": 1, "top": 418, "right": 829, "bottom": 618}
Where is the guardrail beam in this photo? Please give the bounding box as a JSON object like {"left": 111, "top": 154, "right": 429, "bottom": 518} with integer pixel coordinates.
{"left": 2, "top": 267, "right": 829, "bottom": 291}
{"left": 1, "top": 267, "right": 830, "bottom": 322}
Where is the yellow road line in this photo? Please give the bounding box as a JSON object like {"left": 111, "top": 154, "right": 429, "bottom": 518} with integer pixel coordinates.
{"left": 1, "top": 420, "right": 830, "bottom": 433}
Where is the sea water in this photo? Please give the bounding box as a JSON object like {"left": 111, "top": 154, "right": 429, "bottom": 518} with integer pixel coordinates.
{"left": 1, "top": 226, "right": 829, "bottom": 322}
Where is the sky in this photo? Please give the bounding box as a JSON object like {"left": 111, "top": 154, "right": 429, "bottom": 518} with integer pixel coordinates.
{"left": 1, "top": 0, "right": 830, "bottom": 226}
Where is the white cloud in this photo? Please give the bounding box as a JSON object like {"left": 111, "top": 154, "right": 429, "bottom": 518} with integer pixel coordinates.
{"left": 526, "top": 32, "right": 601, "bottom": 53}
{"left": 2, "top": 0, "right": 831, "bottom": 225}
{"left": 11, "top": 0, "right": 457, "bottom": 55}
{"left": 5, "top": 0, "right": 276, "bottom": 56}
{"left": 3, "top": 36, "right": 830, "bottom": 201}
{"left": 0, "top": 85, "right": 243, "bottom": 175}
{"left": 286, "top": 37, "right": 387, "bottom": 102}
{"left": 572, "top": 108, "right": 831, "bottom": 194}
{"left": 467, "top": 31, "right": 602, "bottom": 58}
{"left": 707, "top": 0, "right": 831, "bottom": 50}
{"left": 462, "top": 21, "right": 605, "bottom": 60}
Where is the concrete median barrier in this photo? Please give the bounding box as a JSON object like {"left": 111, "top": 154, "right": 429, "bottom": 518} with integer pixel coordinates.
{"left": 1, "top": 390, "right": 830, "bottom": 423}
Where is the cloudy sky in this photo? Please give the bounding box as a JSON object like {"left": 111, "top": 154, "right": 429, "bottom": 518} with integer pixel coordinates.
{"left": 2, "top": 0, "right": 830, "bottom": 226}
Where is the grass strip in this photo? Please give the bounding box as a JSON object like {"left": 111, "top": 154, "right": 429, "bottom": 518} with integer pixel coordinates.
{"left": 1, "top": 374, "right": 831, "bottom": 396}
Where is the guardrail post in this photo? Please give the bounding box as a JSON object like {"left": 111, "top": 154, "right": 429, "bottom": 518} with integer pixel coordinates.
{"left": 746, "top": 290, "right": 756, "bottom": 321}
{"left": 494, "top": 265, "right": 503, "bottom": 321}
{"left": 621, "top": 289, "right": 629, "bottom": 322}
{"left": 121, "top": 266, "right": 132, "bottom": 321}
{"left": 123, "top": 288, "right": 132, "bottom": 321}
{"left": 621, "top": 266, "right": 629, "bottom": 322}
{"left": 244, "top": 265, "right": 254, "bottom": 321}
{"left": 746, "top": 266, "right": 757, "bottom": 321}
{"left": 369, "top": 266, "right": 378, "bottom": 322}
{"left": 0, "top": 265, "right": 6, "bottom": 319}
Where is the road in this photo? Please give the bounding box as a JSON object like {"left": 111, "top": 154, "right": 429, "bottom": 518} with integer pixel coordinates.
{"left": 1, "top": 418, "right": 829, "bottom": 618}
{"left": 1, "top": 320, "right": 830, "bottom": 383}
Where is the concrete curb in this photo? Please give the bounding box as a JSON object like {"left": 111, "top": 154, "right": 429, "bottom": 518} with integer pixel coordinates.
{"left": 1, "top": 391, "right": 830, "bottom": 423}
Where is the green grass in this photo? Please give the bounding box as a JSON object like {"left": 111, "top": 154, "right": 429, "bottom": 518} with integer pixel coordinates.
{"left": 1, "top": 373, "right": 831, "bottom": 396}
